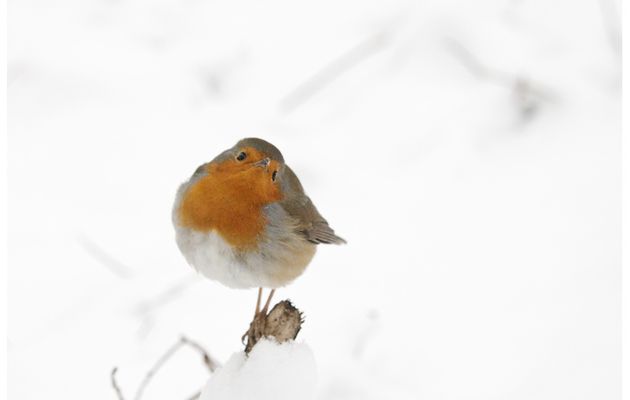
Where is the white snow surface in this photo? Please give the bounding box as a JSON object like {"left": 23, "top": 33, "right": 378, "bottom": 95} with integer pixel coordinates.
{"left": 8, "top": 0, "right": 620, "bottom": 399}
{"left": 200, "top": 339, "right": 317, "bottom": 400}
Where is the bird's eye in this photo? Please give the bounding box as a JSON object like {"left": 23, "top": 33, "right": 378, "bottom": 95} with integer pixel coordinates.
{"left": 236, "top": 152, "right": 247, "bottom": 161}
{"left": 272, "top": 170, "right": 278, "bottom": 181}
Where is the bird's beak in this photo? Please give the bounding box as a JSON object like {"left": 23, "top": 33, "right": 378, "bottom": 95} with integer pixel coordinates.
{"left": 253, "top": 157, "right": 271, "bottom": 169}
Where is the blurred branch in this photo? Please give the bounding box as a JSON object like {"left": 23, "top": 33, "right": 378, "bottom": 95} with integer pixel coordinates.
{"left": 597, "top": 0, "right": 621, "bottom": 56}
{"left": 111, "top": 368, "right": 126, "bottom": 400}
{"left": 445, "top": 38, "right": 555, "bottom": 122}
{"left": 133, "top": 276, "right": 200, "bottom": 338}
{"left": 198, "top": 50, "right": 249, "bottom": 99}
{"left": 445, "top": 38, "right": 512, "bottom": 84}
{"left": 186, "top": 390, "right": 202, "bottom": 400}
{"left": 77, "top": 234, "right": 133, "bottom": 279}
{"left": 351, "top": 309, "right": 380, "bottom": 360}
{"left": 134, "top": 276, "right": 200, "bottom": 316}
{"left": 280, "top": 30, "right": 390, "bottom": 113}
{"left": 112, "top": 336, "right": 218, "bottom": 400}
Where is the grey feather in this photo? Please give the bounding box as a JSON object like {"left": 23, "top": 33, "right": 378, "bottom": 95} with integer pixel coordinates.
{"left": 277, "top": 165, "right": 346, "bottom": 245}
{"left": 232, "top": 138, "right": 346, "bottom": 245}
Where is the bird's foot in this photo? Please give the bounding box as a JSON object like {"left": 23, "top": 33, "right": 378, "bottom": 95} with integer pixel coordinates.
{"left": 242, "top": 310, "right": 268, "bottom": 350}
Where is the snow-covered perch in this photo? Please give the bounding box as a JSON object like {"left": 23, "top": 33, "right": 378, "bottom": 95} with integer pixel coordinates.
{"left": 201, "top": 300, "right": 316, "bottom": 399}
{"left": 200, "top": 339, "right": 317, "bottom": 400}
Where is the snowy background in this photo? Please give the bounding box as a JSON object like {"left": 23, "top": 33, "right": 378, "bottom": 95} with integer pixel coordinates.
{"left": 8, "top": 0, "right": 621, "bottom": 399}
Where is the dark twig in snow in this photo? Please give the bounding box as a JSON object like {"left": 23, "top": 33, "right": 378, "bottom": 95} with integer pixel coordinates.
{"left": 77, "top": 234, "right": 133, "bottom": 278}
{"left": 111, "top": 368, "right": 126, "bottom": 400}
{"left": 280, "top": 30, "right": 390, "bottom": 113}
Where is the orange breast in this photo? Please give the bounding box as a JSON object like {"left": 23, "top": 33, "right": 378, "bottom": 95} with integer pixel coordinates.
{"left": 177, "top": 163, "right": 282, "bottom": 249}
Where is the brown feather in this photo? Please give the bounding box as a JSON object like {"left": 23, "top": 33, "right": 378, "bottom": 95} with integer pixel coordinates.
{"left": 278, "top": 165, "right": 346, "bottom": 245}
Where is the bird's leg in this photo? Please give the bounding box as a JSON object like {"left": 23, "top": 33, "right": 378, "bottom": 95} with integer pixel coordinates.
{"left": 255, "top": 287, "right": 263, "bottom": 317}
{"left": 260, "top": 289, "right": 275, "bottom": 315}
{"left": 243, "top": 288, "right": 265, "bottom": 345}
{"left": 242, "top": 288, "right": 271, "bottom": 346}
{"left": 242, "top": 289, "right": 278, "bottom": 349}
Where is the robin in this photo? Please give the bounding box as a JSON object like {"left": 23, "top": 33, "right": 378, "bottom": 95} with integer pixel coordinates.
{"left": 172, "top": 138, "right": 345, "bottom": 317}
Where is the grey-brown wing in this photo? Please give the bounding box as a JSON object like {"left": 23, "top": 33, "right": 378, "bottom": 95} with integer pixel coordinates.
{"left": 279, "top": 165, "right": 346, "bottom": 245}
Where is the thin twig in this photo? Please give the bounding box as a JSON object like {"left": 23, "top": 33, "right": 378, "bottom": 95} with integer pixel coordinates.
{"left": 111, "top": 368, "right": 126, "bottom": 400}
{"left": 280, "top": 30, "right": 390, "bottom": 113}
{"left": 133, "top": 340, "right": 185, "bottom": 400}
{"left": 121, "top": 336, "right": 218, "bottom": 400}
{"left": 180, "top": 336, "right": 219, "bottom": 373}
{"left": 77, "top": 234, "right": 133, "bottom": 278}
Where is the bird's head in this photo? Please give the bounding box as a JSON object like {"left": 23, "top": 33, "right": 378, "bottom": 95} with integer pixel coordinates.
{"left": 191, "top": 138, "right": 286, "bottom": 205}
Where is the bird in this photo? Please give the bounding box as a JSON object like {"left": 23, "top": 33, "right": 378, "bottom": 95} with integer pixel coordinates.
{"left": 172, "top": 138, "right": 345, "bottom": 317}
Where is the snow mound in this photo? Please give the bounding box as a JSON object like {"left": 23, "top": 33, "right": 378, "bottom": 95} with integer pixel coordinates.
{"left": 200, "top": 339, "right": 317, "bottom": 400}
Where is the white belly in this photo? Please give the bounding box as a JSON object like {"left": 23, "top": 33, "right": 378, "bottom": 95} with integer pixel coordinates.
{"left": 174, "top": 223, "right": 316, "bottom": 289}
